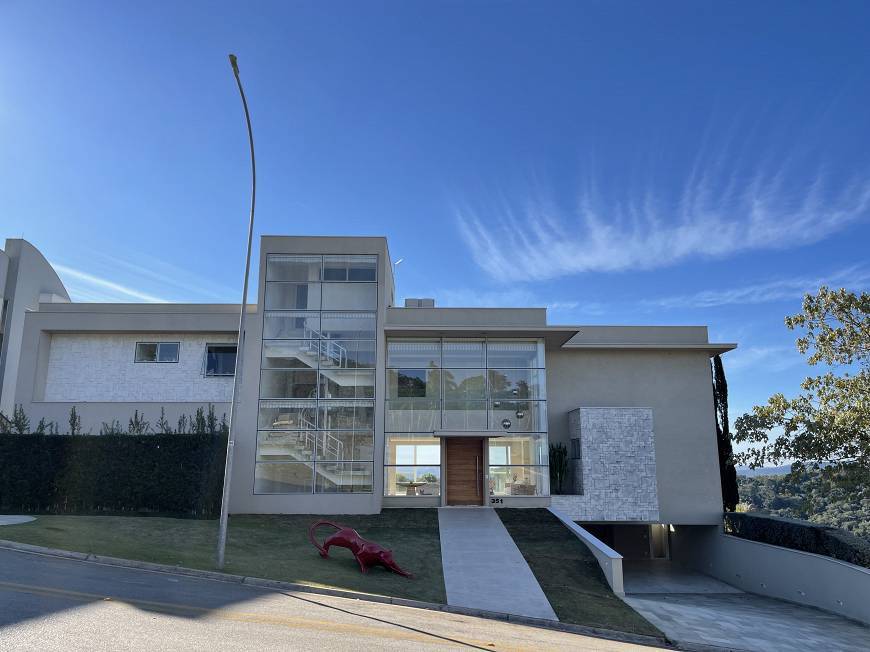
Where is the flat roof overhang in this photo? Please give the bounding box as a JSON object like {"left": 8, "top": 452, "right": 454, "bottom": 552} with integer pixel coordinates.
{"left": 383, "top": 325, "right": 737, "bottom": 355}
{"left": 383, "top": 325, "right": 581, "bottom": 347}
{"left": 561, "top": 342, "right": 738, "bottom": 356}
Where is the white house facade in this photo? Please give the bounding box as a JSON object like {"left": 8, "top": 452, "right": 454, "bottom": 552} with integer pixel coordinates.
{"left": 0, "top": 235, "right": 736, "bottom": 554}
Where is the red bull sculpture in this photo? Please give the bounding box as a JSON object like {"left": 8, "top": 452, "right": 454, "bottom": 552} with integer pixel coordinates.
{"left": 308, "top": 520, "right": 413, "bottom": 578}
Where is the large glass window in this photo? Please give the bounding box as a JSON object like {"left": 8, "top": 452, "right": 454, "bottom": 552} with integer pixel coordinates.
{"left": 254, "top": 462, "right": 315, "bottom": 494}
{"left": 265, "top": 282, "right": 321, "bottom": 310}
{"left": 263, "top": 312, "right": 319, "bottom": 340}
{"left": 486, "top": 341, "right": 544, "bottom": 368}
{"left": 256, "top": 254, "right": 378, "bottom": 494}
{"left": 385, "top": 399, "right": 441, "bottom": 432}
{"left": 384, "top": 466, "right": 441, "bottom": 496}
{"left": 319, "top": 369, "right": 375, "bottom": 399}
{"left": 387, "top": 369, "right": 441, "bottom": 399}
{"left": 489, "top": 400, "right": 547, "bottom": 432}
{"left": 384, "top": 338, "right": 548, "bottom": 498}
{"left": 260, "top": 369, "right": 318, "bottom": 399}
{"left": 385, "top": 434, "right": 441, "bottom": 464}
{"left": 443, "top": 369, "right": 486, "bottom": 399}
{"left": 316, "top": 463, "right": 374, "bottom": 493}
{"left": 266, "top": 255, "right": 321, "bottom": 282}
{"left": 488, "top": 466, "right": 549, "bottom": 496}
{"left": 318, "top": 400, "right": 375, "bottom": 430}
{"left": 323, "top": 255, "right": 377, "bottom": 282}
{"left": 387, "top": 339, "right": 440, "bottom": 368}
{"left": 488, "top": 368, "right": 545, "bottom": 400}
{"left": 489, "top": 434, "right": 547, "bottom": 466}
{"left": 322, "top": 283, "right": 377, "bottom": 310}
{"left": 442, "top": 339, "right": 484, "bottom": 368}
{"left": 320, "top": 312, "right": 376, "bottom": 340}
{"left": 258, "top": 400, "right": 317, "bottom": 430}
{"left": 262, "top": 340, "right": 317, "bottom": 369}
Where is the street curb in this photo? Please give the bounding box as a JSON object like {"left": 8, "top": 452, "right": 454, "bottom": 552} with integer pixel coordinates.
{"left": 0, "top": 538, "right": 674, "bottom": 649}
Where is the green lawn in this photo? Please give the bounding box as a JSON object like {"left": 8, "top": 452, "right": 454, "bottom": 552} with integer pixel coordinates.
{"left": 0, "top": 510, "right": 446, "bottom": 603}
{"left": 497, "top": 509, "right": 663, "bottom": 638}
{"left": 1, "top": 509, "right": 661, "bottom": 638}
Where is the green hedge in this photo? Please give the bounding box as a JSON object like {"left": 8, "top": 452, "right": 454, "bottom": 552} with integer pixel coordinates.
{"left": 0, "top": 434, "right": 227, "bottom": 518}
{"left": 725, "top": 511, "right": 870, "bottom": 569}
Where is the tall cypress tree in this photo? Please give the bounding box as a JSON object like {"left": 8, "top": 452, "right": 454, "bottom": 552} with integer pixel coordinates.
{"left": 712, "top": 355, "right": 740, "bottom": 511}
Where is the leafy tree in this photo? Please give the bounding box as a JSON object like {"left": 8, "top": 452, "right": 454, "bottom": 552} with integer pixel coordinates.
{"left": 11, "top": 404, "right": 30, "bottom": 435}
{"left": 35, "top": 418, "right": 49, "bottom": 435}
{"left": 712, "top": 356, "right": 739, "bottom": 511}
{"left": 176, "top": 413, "right": 189, "bottom": 435}
{"left": 68, "top": 406, "right": 82, "bottom": 436}
{"left": 735, "top": 287, "right": 869, "bottom": 472}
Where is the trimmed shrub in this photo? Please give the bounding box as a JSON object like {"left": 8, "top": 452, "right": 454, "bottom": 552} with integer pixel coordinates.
{"left": 724, "top": 511, "right": 870, "bottom": 569}
{"left": 0, "top": 434, "right": 227, "bottom": 518}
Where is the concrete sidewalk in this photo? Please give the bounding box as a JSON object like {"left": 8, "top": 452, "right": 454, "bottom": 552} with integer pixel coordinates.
{"left": 437, "top": 508, "right": 557, "bottom": 621}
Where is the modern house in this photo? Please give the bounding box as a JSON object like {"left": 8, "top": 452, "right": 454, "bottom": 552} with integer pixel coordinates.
{"left": 1, "top": 235, "right": 737, "bottom": 558}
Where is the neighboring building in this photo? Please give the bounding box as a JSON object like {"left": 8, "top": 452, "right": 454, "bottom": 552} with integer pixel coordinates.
{"left": 0, "top": 236, "right": 736, "bottom": 555}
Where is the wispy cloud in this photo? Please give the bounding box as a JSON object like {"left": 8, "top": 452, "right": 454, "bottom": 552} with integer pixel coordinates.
{"left": 456, "top": 146, "right": 870, "bottom": 283}
{"left": 645, "top": 265, "right": 870, "bottom": 309}
{"left": 94, "top": 253, "right": 236, "bottom": 302}
{"left": 52, "top": 263, "right": 168, "bottom": 303}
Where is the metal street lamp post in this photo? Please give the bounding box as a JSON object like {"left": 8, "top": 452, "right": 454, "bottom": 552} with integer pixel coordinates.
{"left": 216, "top": 53, "right": 256, "bottom": 570}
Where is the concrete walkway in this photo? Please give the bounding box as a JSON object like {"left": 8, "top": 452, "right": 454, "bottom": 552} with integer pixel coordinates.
{"left": 623, "top": 561, "right": 869, "bottom": 651}
{"left": 437, "top": 508, "right": 558, "bottom": 621}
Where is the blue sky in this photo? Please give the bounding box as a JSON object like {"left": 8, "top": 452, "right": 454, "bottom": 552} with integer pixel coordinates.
{"left": 2, "top": 1, "right": 869, "bottom": 427}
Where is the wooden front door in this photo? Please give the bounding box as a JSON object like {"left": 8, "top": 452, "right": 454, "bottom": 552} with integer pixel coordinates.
{"left": 445, "top": 437, "right": 484, "bottom": 506}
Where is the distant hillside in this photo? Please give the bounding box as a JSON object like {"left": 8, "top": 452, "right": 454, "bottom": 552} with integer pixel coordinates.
{"left": 738, "top": 466, "right": 870, "bottom": 542}
{"left": 737, "top": 465, "right": 792, "bottom": 477}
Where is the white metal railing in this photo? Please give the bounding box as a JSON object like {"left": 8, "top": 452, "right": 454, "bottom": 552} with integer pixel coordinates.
{"left": 267, "top": 415, "right": 344, "bottom": 461}
{"left": 302, "top": 325, "right": 347, "bottom": 368}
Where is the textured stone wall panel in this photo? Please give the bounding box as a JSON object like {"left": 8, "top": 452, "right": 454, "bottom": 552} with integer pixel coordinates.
{"left": 554, "top": 407, "right": 659, "bottom": 521}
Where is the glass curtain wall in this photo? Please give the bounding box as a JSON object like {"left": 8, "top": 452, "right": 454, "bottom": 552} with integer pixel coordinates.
{"left": 384, "top": 338, "right": 548, "bottom": 497}
{"left": 255, "top": 254, "right": 377, "bottom": 494}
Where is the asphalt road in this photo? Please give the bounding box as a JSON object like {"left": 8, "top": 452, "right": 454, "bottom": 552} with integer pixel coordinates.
{"left": 0, "top": 548, "right": 658, "bottom": 651}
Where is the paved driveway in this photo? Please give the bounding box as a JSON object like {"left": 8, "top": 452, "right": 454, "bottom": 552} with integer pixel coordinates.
{"left": 623, "top": 560, "right": 869, "bottom": 652}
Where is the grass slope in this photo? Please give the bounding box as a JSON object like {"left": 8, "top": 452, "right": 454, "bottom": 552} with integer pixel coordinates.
{"left": 496, "top": 509, "right": 662, "bottom": 637}
{"left": 0, "top": 510, "right": 445, "bottom": 603}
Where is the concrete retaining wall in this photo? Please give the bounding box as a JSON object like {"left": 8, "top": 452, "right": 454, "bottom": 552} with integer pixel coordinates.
{"left": 671, "top": 524, "right": 870, "bottom": 625}
{"left": 549, "top": 507, "right": 624, "bottom": 596}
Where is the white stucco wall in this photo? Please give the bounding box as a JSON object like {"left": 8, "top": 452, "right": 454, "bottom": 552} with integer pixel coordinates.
{"left": 43, "top": 333, "right": 236, "bottom": 402}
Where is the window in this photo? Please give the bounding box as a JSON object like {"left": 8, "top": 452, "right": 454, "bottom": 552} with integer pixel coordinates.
{"left": 135, "top": 342, "right": 179, "bottom": 363}
{"left": 384, "top": 337, "right": 549, "bottom": 498}
{"left": 323, "top": 255, "right": 377, "bottom": 282}
{"left": 256, "top": 254, "right": 378, "bottom": 494}
{"left": 206, "top": 344, "right": 236, "bottom": 376}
